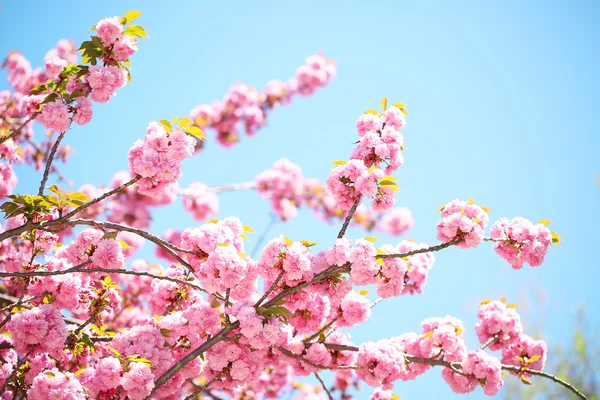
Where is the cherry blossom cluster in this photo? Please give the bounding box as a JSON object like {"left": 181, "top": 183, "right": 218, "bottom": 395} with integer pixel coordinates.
{"left": 0, "top": 12, "right": 145, "bottom": 200}
{"left": 181, "top": 182, "right": 219, "bottom": 222}
{"left": 326, "top": 160, "right": 395, "bottom": 212}
{"left": 255, "top": 159, "right": 413, "bottom": 234}
{"left": 189, "top": 54, "right": 335, "bottom": 148}
{"left": 0, "top": 8, "right": 570, "bottom": 400}
{"left": 490, "top": 217, "right": 553, "bottom": 269}
{"left": 353, "top": 102, "right": 407, "bottom": 174}
{"left": 128, "top": 121, "right": 195, "bottom": 198}
{"left": 255, "top": 158, "right": 305, "bottom": 221}
{"left": 437, "top": 198, "right": 490, "bottom": 248}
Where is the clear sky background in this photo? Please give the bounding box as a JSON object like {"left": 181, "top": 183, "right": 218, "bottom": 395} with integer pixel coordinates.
{"left": 1, "top": 1, "right": 599, "bottom": 399}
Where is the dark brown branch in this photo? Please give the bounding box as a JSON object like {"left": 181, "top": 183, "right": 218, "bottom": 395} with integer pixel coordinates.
{"left": 314, "top": 373, "right": 334, "bottom": 400}
{"left": 337, "top": 196, "right": 362, "bottom": 239}
{"left": 0, "top": 113, "right": 37, "bottom": 146}
{"left": 254, "top": 271, "right": 284, "bottom": 308}
{"left": 0, "top": 345, "right": 35, "bottom": 394}
{"left": 183, "top": 371, "right": 226, "bottom": 400}
{"left": 38, "top": 129, "right": 68, "bottom": 196}
{"left": 375, "top": 239, "right": 460, "bottom": 259}
{"left": 0, "top": 266, "right": 206, "bottom": 293}
{"left": 61, "top": 176, "right": 141, "bottom": 220}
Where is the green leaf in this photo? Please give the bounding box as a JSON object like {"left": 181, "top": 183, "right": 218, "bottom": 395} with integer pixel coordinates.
{"left": 70, "top": 90, "right": 86, "bottom": 99}
{"left": 258, "top": 306, "right": 292, "bottom": 317}
{"left": 332, "top": 160, "right": 347, "bottom": 166}
{"left": 158, "top": 119, "right": 173, "bottom": 132}
{"left": 300, "top": 240, "right": 316, "bottom": 247}
{"left": 106, "top": 345, "right": 123, "bottom": 360}
{"left": 125, "top": 25, "right": 148, "bottom": 38}
{"left": 160, "top": 328, "right": 172, "bottom": 337}
{"left": 243, "top": 224, "right": 254, "bottom": 233}
{"left": 178, "top": 117, "right": 192, "bottom": 128}
{"left": 364, "top": 109, "right": 381, "bottom": 116}
{"left": 41, "top": 93, "right": 59, "bottom": 105}
{"left": 67, "top": 192, "right": 90, "bottom": 207}
{"left": 117, "top": 239, "right": 132, "bottom": 249}
{"left": 124, "top": 10, "right": 143, "bottom": 23}
{"left": 538, "top": 219, "right": 551, "bottom": 226}
{"left": 551, "top": 231, "right": 561, "bottom": 246}
{"left": 381, "top": 96, "right": 388, "bottom": 111}
{"left": 184, "top": 126, "right": 205, "bottom": 140}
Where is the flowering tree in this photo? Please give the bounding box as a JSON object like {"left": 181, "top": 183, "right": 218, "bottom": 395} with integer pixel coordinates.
{"left": 0, "top": 10, "right": 588, "bottom": 400}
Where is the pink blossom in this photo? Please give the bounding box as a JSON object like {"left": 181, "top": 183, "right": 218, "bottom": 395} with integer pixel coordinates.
{"left": 442, "top": 351, "right": 503, "bottom": 396}
{"left": 437, "top": 199, "right": 489, "bottom": 249}
{"left": 475, "top": 300, "right": 523, "bottom": 351}
{"left": 490, "top": 217, "right": 552, "bottom": 269}
{"left": 121, "top": 362, "right": 154, "bottom": 400}
{"left": 96, "top": 17, "right": 123, "bottom": 46}
{"left": 28, "top": 369, "right": 86, "bottom": 400}
{"left": 0, "top": 163, "right": 17, "bottom": 199}
{"left": 339, "top": 290, "right": 371, "bottom": 327}
{"left": 37, "top": 99, "right": 71, "bottom": 132}
{"left": 501, "top": 334, "right": 547, "bottom": 375}
{"left": 378, "top": 207, "right": 414, "bottom": 236}
{"left": 72, "top": 97, "right": 92, "bottom": 126}
{"left": 6, "top": 304, "right": 67, "bottom": 355}
{"left": 182, "top": 182, "right": 219, "bottom": 222}
{"left": 90, "top": 239, "right": 125, "bottom": 269}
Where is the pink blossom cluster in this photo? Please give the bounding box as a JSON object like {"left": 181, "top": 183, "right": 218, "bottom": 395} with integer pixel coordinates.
{"left": 377, "top": 207, "right": 414, "bottom": 236}
{"left": 258, "top": 236, "right": 314, "bottom": 288}
{"left": 28, "top": 368, "right": 86, "bottom": 400}
{"left": 437, "top": 199, "right": 489, "bottom": 248}
{"left": 397, "top": 240, "right": 436, "bottom": 295}
{"left": 357, "top": 338, "right": 406, "bottom": 388}
{"left": 490, "top": 217, "right": 552, "bottom": 269}
{"left": 0, "top": 163, "right": 17, "bottom": 199}
{"left": 255, "top": 158, "right": 305, "bottom": 221}
{"left": 106, "top": 170, "right": 178, "bottom": 229}
{"left": 85, "top": 65, "right": 127, "bottom": 103}
{"left": 182, "top": 182, "right": 219, "bottom": 222}
{"left": 442, "top": 351, "right": 503, "bottom": 396}
{"left": 419, "top": 316, "right": 467, "bottom": 362}
{"left": 189, "top": 54, "right": 335, "bottom": 148}
{"left": 501, "top": 334, "right": 547, "bottom": 375}
{"left": 475, "top": 300, "right": 523, "bottom": 351}
{"left": 353, "top": 106, "right": 406, "bottom": 174}
{"left": 5, "top": 304, "right": 67, "bottom": 356}
{"left": 128, "top": 121, "right": 195, "bottom": 197}
{"left": 95, "top": 17, "right": 138, "bottom": 62}
{"left": 326, "top": 160, "right": 394, "bottom": 211}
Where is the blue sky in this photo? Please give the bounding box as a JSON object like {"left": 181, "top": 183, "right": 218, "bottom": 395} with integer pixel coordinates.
{"left": 1, "top": 1, "right": 599, "bottom": 399}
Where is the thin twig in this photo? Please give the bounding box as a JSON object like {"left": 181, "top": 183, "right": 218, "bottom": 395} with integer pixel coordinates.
{"left": 251, "top": 213, "right": 277, "bottom": 258}
{"left": 375, "top": 239, "right": 460, "bottom": 259}
{"left": 61, "top": 176, "right": 141, "bottom": 220}
{"left": 480, "top": 334, "right": 498, "bottom": 350}
{"left": 337, "top": 196, "right": 362, "bottom": 239}
{"left": 183, "top": 371, "right": 226, "bottom": 400}
{"left": 0, "top": 114, "right": 36, "bottom": 146}
{"left": 0, "top": 345, "right": 35, "bottom": 394}
{"left": 254, "top": 271, "right": 284, "bottom": 308}
{"left": 0, "top": 266, "right": 206, "bottom": 293}
{"left": 314, "top": 373, "right": 334, "bottom": 400}
{"left": 0, "top": 280, "right": 30, "bottom": 330}
{"left": 38, "top": 129, "right": 68, "bottom": 195}
{"left": 208, "top": 181, "right": 256, "bottom": 194}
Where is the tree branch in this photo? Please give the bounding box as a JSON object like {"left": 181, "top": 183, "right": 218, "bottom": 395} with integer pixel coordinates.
{"left": 0, "top": 113, "right": 37, "bottom": 146}
{"left": 314, "top": 373, "right": 334, "bottom": 400}
{"left": 337, "top": 196, "right": 362, "bottom": 239}
{"left": 38, "top": 129, "right": 69, "bottom": 196}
